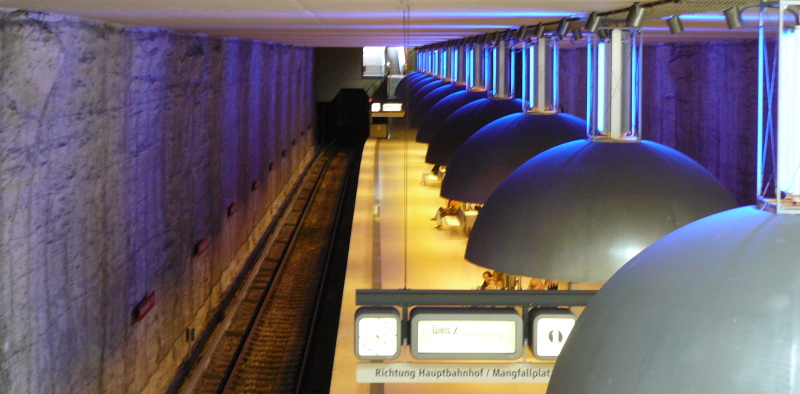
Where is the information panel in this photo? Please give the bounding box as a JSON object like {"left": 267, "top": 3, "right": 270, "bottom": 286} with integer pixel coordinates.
{"left": 416, "top": 320, "right": 516, "bottom": 354}
{"left": 410, "top": 307, "right": 523, "bottom": 360}
{"left": 531, "top": 308, "right": 576, "bottom": 360}
{"left": 356, "top": 362, "right": 553, "bottom": 383}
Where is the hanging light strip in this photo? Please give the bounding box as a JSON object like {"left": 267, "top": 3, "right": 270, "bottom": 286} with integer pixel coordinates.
{"left": 433, "top": 46, "right": 440, "bottom": 77}
{"left": 776, "top": 0, "right": 800, "bottom": 212}
{"left": 465, "top": 41, "right": 473, "bottom": 87}
{"left": 508, "top": 0, "right": 756, "bottom": 43}
{"left": 439, "top": 43, "right": 448, "bottom": 79}
{"left": 492, "top": 31, "right": 513, "bottom": 99}
{"left": 449, "top": 40, "right": 458, "bottom": 83}
{"left": 588, "top": 28, "right": 642, "bottom": 141}
{"left": 491, "top": 39, "right": 498, "bottom": 95}
{"left": 456, "top": 39, "right": 467, "bottom": 85}
{"left": 539, "top": 36, "right": 557, "bottom": 111}
{"left": 469, "top": 35, "right": 487, "bottom": 92}
{"left": 411, "top": 0, "right": 757, "bottom": 63}
{"left": 521, "top": 30, "right": 558, "bottom": 114}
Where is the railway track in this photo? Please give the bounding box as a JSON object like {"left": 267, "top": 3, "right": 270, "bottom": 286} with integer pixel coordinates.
{"left": 177, "top": 144, "right": 360, "bottom": 393}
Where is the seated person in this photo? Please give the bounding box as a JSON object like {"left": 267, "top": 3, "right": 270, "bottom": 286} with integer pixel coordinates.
{"left": 528, "top": 278, "right": 559, "bottom": 290}
{"left": 485, "top": 271, "right": 505, "bottom": 290}
{"left": 479, "top": 271, "right": 492, "bottom": 290}
{"left": 431, "top": 199, "right": 461, "bottom": 228}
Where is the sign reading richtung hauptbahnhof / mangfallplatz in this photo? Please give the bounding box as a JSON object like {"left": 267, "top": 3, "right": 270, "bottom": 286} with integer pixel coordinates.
{"left": 356, "top": 363, "right": 553, "bottom": 383}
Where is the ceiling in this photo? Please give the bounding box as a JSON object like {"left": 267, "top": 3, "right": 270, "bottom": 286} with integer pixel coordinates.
{"left": 0, "top": 0, "right": 762, "bottom": 47}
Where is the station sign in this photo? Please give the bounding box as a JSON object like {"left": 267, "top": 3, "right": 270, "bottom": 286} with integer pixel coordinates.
{"left": 356, "top": 362, "right": 553, "bottom": 383}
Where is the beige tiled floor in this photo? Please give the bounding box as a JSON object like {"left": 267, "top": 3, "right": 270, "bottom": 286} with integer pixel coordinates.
{"left": 329, "top": 126, "right": 550, "bottom": 394}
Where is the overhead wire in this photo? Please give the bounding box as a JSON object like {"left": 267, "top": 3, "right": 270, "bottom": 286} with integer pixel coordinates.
{"left": 401, "top": 0, "right": 412, "bottom": 290}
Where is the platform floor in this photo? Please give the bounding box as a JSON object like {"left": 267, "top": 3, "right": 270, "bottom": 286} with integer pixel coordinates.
{"left": 329, "top": 126, "right": 550, "bottom": 393}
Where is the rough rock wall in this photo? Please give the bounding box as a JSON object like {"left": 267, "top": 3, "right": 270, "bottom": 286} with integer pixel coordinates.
{"left": 0, "top": 10, "right": 315, "bottom": 393}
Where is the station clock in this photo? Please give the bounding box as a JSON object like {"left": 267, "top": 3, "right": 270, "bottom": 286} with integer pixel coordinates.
{"left": 354, "top": 307, "right": 401, "bottom": 360}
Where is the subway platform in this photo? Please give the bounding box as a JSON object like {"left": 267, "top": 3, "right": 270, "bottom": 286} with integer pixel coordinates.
{"left": 328, "top": 124, "right": 551, "bottom": 394}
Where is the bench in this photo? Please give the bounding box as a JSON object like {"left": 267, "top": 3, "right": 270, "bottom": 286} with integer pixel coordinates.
{"left": 421, "top": 171, "right": 443, "bottom": 186}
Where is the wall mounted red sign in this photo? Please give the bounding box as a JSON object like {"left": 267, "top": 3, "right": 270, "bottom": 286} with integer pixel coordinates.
{"left": 136, "top": 291, "right": 155, "bottom": 322}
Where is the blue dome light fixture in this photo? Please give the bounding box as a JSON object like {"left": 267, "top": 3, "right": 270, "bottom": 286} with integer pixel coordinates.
{"left": 394, "top": 47, "right": 428, "bottom": 100}
{"left": 407, "top": 43, "right": 449, "bottom": 119}
{"left": 466, "top": 24, "right": 736, "bottom": 284}
{"left": 441, "top": 23, "right": 586, "bottom": 204}
{"left": 395, "top": 51, "right": 429, "bottom": 101}
{"left": 550, "top": 3, "right": 800, "bottom": 392}
{"left": 401, "top": 47, "right": 438, "bottom": 101}
{"left": 408, "top": 39, "right": 467, "bottom": 128}
{"left": 425, "top": 29, "right": 523, "bottom": 167}
{"left": 416, "top": 35, "right": 489, "bottom": 143}
{"left": 393, "top": 71, "right": 422, "bottom": 100}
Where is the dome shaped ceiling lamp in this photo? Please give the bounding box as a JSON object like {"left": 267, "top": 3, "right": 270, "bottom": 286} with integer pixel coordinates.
{"left": 407, "top": 43, "right": 450, "bottom": 119}
{"left": 465, "top": 24, "right": 737, "bottom": 284}
{"left": 393, "top": 48, "right": 426, "bottom": 96}
{"left": 441, "top": 23, "right": 587, "bottom": 204}
{"left": 415, "top": 35, "right": 490, "bottom": 143}
{"left": 393, "top": 70, "right": 424, "bottom": 101}
{"left": 408, "top": 39, "right": 468, "bottom": 128}
{"left": 399, "top": 47, "right": 436, "bottom": 101}
{"left": 407, "top": 46, "right": 444, "bottom": 94}
{"left": 394, "top": 48, "right": 430, "bottom": 101}
{"left": 549, "top": 3, "right": 800, "bottom": 392}
{"left": 407, "top": 43, "right": 454, "bottom": 126}
{"left": 425, "top": 30, "right": 524, "bottom": 167}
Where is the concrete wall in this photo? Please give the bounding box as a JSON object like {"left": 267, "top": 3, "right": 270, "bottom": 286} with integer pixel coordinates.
{"left": 0, "top": 10, "right": 315, "bottom": 393}
{"left": 315, "top": 47, "right": 382, "bottom": 102}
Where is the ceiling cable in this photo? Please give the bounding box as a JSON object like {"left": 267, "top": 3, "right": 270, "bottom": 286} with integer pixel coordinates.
{"left": 400, "top": 0, "right": 412, "bottom": 290}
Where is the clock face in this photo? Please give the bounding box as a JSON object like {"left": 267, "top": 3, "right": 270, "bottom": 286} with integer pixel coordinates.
{"left": 358, "top": 317, "right": 398, "bottom": 357}
{"left": 355, "top": 307, "right": 401, "bottom": 360}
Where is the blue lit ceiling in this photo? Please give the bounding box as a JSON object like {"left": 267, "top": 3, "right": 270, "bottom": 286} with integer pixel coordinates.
{"left": 0, "top": 0, "right": 760, "bottom": 47}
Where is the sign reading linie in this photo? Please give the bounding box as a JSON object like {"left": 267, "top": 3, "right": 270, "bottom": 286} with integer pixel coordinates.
{"left": 356, "top": 363, "right": 554, "bottom": 383}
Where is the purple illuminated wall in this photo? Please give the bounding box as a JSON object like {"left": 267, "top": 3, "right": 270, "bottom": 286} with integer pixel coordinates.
{"left": 0, "top": 10, "right": 315, "bottom": 393}
{"left": 559, "top": 40, "right": 758, "bottom": 206}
